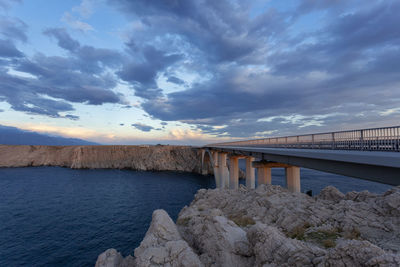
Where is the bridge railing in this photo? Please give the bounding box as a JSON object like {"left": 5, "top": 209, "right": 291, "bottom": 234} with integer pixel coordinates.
{"left": 207, "top": 126, "right": 400, "bottom": 152}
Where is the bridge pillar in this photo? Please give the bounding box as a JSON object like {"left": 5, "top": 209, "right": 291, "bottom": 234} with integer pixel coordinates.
{"left": 257, "top": 167, "right": 271, "bottom": 185}
{"left": 285, "top": 166, "right": 300, "bottom": 193}
{"left": 212, "top": 151, "right": 220, "bottom": 188}
{"left": 246, "top": 157, "right": 255, "bottom": 189}
{"left": 218, "top": 152, "right": 229, "bottom": 189}
{"left": 228, "top": 156, "right": 239, "bottom": 189}
{"left": 200, "top": 149, "right": 208, "bottom": 175}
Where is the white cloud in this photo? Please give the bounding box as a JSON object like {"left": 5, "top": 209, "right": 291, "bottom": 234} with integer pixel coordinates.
{"left": 72, "top": 0, "right": 95, "bottom": 19}
{"left": 380, "top": 107, "right": 400, "bottom": 116}
{"left": 62, "top": 12, "right": 94, "bottom": 32}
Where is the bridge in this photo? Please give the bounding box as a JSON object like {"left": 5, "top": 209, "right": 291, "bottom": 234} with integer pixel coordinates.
{"left": 201, "top": 126, "right": 400, "bottom": 193}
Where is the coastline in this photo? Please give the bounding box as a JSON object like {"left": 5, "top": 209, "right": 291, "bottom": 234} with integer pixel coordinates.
{"left": 0, "top": 145, "right": 211, "bottom": 175}
{"left": 96, "top": 184, "right": 400, "bottom": 266}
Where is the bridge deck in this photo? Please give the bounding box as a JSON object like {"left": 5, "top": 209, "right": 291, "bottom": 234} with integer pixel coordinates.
{"left": 205, "top": 146, "right": 400, "bottom": 186}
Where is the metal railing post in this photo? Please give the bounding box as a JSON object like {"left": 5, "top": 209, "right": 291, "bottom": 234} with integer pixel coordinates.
{"left": 360, "top": 130, "right": 364, "bottom": 150}
{"left": 311, "top": 134, "right": 315, "bottom": 149}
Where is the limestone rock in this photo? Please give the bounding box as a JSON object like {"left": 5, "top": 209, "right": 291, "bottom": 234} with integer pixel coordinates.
{"left": 0, "top": 145, "right": 212, "bottom": 174}
{"left": 322, "top": 239, "right": 400, "bottom": 266}
{"left": 134, "top": 209, "right": 203, "bottom": 267}
{"left": 95, "top": 210, "right": 202, "bottom": 267}
{"left": 317, "top": 185, "right": 345, "bottom": 202}
{"left": 95, "top": 249, "right": 124, "bottom": 267}
{"left": 247, "top": 223, "right": 324, "bottom": 266}
{"left": 97, "top": 185, "right": 400, "bottom": 266}
{"left": 177, "top": 208, "right": 253, "bottom": 267}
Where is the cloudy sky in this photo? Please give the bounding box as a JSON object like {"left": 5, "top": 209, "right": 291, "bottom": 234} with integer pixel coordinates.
{"left": 0, "top": 0, "right": 399, "bottom": 145}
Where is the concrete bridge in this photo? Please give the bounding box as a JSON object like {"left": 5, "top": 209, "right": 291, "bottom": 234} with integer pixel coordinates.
{"left": 201, "top": 126, "right": 400, "bottom": 193}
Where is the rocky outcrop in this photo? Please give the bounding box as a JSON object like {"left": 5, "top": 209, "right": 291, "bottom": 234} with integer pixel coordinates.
{"left": 0, "top": 145, "right": 212, "bottom": 174}
{"left": 96, "top": 185, "right": 400, "bottom": 266}
{"left": 96, "top": 210, "right": 203, "bottom": 267}
{"left": 134, "top": 209, "right": 203, "bottom": 267}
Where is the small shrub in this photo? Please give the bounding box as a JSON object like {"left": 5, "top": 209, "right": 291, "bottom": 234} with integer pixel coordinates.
{"left": 344, "top": 227, "right": 361, "bottom": 240}
{"left": 322, "top": 239, "right": 336, "bottom": 248}
{"left": 288, "top": 222, "right": 312, "bottom": 240}
{"left": 228, "top": 215, "right": 256, "bottom": 227}
{"left": 177, "top": 217, "right": 191, "bottom": 226}
{"left": 305, "top": 228, "right": 340, "bottom": 248}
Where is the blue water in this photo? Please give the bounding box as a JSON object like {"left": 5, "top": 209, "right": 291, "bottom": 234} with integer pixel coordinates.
{"left": 0, "top": 167, "right": 392, "bottom": 267}
{"left": 0, "top": 168, "right": 214, "bottom": 267}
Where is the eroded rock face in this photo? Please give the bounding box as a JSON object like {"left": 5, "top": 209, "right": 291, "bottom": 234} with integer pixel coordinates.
{"left": 96, "top": 185, "right": 400, "bottom": 266}
{"left": 96, "top": 210, "right": 202, "bottom": 267}
{"left": 176, "top": 185, "right": 400, "bottom": 266}
{"left": 134, "top": 209, "right": 203, "bottom": 267}
{"left": 0, "top": 145, "right": 212, "bottom": 174}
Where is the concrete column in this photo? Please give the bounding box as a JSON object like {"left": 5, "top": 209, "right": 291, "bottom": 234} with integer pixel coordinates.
{"left": 245, "top": 157, "right": 255, "bottom": 189}
{"left": 257, "top": 167, "right": 271, "bottom": 186}
{"left": 212, "top": 151, "right": 220, "bottom": 188}
{"left": 200, "top": 149, "right": 208, "bottom": 175}
{"left": 285, "top": 166, "right": 300, "bottom": 193}
{"left": 218, "top": 152, "right": 229, "bottom": 188}
{"left": 229, "top": 156, "right": 239, "bottom": 189}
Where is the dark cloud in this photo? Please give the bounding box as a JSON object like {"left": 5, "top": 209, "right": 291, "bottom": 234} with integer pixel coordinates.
{"left": 131, "top": 123, "right": 154, "bottom": 132}
{"left": 0, "top": 16, "right": 28, "bottom": 43}
{"left": 0, "top": 27, "right": 124, "bottom": 118}
{"left": 0, "top": 70, "right": 75, "bottom": 117}
{"left": 2, "top": 0, "right": 399, "bottom": 139}
{"left": 15, "top": 54, "right": 121, "bottom": 105}
{"left": 108, "top": 0, "right": 284, "bottom": 64}
{"left": 167, "top": 76, "right": 185, "bottom": 85}
{"left": 106, "top": 0, "right": 400, "bottom": 137}
{"left": 118, "top": 45, "right": 182, "bottom": 99}
{"left": 43, "top": 28, "right": 80, "bottom": 52}
{"left": 0, "top": 38, "right": 23, "bottom": 57}
{"left": 65, "top": 114, "right": 79, "bottom": 120}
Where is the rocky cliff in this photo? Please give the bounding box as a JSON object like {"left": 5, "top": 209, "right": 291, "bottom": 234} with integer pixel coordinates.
{"left": 96, "top": 185, "right": 400, "bottom": 266}
{"left": 0, "top": 145, "right": 209, "bottom": 174}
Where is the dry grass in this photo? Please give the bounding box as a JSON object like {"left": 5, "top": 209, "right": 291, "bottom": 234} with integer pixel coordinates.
{"left": 288, "top": 222, "right": 312, "bottom": 240}
{"left": 228, "top": 215, "right": 256, "bottom": 227}
{"left": 343, "top": 228, "right": 361, "bottom": 240}
{"left": 176, "top": 217, "right": 191, "bottom": 226}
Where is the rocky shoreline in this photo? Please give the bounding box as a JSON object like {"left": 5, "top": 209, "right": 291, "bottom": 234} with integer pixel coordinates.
{"left": 0, "top": 145, "right": 211, "bottom": 174}
{"left": 96, "top": 185, "right": 400, "bottom": 266}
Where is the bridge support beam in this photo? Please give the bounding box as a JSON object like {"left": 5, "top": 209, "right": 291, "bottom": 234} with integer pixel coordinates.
{"left": 200, "top": 149, "right": 208, "bottom": 175}
{"left": 253, "top": 160, "right": 300, "bottom": 192}
{"left": 246, "top": 157, "right": 255, "bottom": 189}
{"left": 218, "top": 152, "right": 229, "bottom": 188}
{"left": 257, "top": 167, "right": 271, "bottom": 185}
{"left": 212, "top": 151, "right": 220, "bottom": 188}
{"left": 229, "top": 156, "right": 239, "bottom": 189}
{"left": 285, "top": 166, "right": 300, "bottom": 193}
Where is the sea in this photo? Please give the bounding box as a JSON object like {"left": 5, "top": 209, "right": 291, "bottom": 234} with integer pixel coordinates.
{"left": 0, "top": 166, "right": 392, "bottom": 267}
